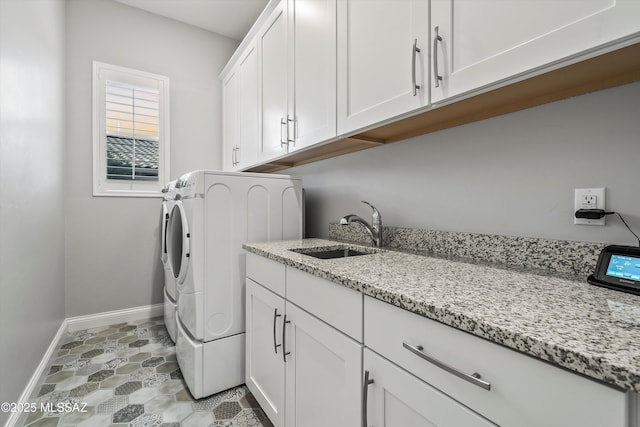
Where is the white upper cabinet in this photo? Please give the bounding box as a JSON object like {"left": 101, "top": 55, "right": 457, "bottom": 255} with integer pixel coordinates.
{"left": 222, "top": 40, "right": 258, "bottom": 171}
{"left": 238, "top": 43, "right": 259, "bottom": 168}
{"left": 337, "top": 0, "right": 429, "bottom": 135}
{"left": 259, "top": 1, "right": 290, "bottom": 161}
{"left": 222, "top": 66, "right": 239, "bottom": 171}
{"left": 259, "top": 0, "right": 337, "bottom": 160}
{"left": 287, "top": 0, "right": 337, "bottom": 152}
{"left": 223, "top": 0, "right": 639, "bottom": 171}
{"left": 431, "top": 0, "right": 640, "bottom": 103}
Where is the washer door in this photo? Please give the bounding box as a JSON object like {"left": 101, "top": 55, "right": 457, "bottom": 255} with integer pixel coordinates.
{"left": 167, "top": 200, "right": 190, "bottom": 285}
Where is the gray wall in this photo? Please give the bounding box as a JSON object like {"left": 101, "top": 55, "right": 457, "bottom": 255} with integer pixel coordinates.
{"left": 288, "top": 81, "right": 640, "bottom": 247}
{"left": 65, "top": 0, "right": 238, "bottom": 317}
{"left": 0, "top": 0, "right": 66, "bottom": 422}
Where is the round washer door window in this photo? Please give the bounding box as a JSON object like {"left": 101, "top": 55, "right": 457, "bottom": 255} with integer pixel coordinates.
{"left": 167, "top": 201, "right": 190, "bottom": 284}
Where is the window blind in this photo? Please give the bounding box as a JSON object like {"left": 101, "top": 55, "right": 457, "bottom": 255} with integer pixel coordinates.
{"left": 105, "top": 80, "right": 160, "bottom": 181}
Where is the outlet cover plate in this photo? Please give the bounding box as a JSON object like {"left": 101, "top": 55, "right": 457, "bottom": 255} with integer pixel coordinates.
{"left": 574, "top": 188, "right": 606, "bottom": 225}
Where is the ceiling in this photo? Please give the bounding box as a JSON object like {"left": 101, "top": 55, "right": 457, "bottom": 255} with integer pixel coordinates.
{"left": 114, "top": 0, "right": 269, "bottom": 41}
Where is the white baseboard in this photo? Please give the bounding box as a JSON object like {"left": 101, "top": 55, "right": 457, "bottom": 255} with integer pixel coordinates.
{"left": 66, "top": 303, "right": 164, "bottom": 332}
{"left": 3, "top": 303, "right": 165, "bottom": 427}
{"left": 4, "top": 320, "right": 68, "bottom": 427}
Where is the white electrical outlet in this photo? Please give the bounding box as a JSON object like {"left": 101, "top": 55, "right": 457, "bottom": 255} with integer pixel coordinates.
{"left": 574, "top": 188, "right": 606, "bottom": 225}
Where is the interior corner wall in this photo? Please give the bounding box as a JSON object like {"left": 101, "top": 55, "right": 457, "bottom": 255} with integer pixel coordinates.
{"left": 0, "top": 0, "right": 67, "bottom": 422}
{"left": 65, "top": 0, "right": 238, "bottom": 317}
{"left": 286, "top": 81, "right": 640, "bottom": 246}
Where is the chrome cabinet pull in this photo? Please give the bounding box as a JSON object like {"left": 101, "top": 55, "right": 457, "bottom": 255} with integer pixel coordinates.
{"left": 282, "top": 314, "right": 291, "bottom": 362}
{"left": 412, "top": 38, "right": 421, "bottom": 96}
{"left": 234, "top": 146, "right": 240, "bottom": 166}
{"left": 231, "top": 147, "right": 236, "bottom": 166}
{"left": 362, "top": 370, "right": 374, "bottom": 427}
{"left": 273, "top": 308, "right": 282, "bottom": 354}
{"left": 433, "top": 26, "right": 443, "bottom": 88}
{"left": 280, "top": 118, "right": 288, "bottom": 148}
{"left": 402, "top": 342, "right": 491, "bottom": 391}
{"left": 287, "top": 115, "right": 295, "bottom": 146}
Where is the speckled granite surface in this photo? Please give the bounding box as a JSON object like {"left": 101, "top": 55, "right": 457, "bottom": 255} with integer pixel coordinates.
{"left": 243, "top": 238, "right": 640, "bottom": 392}
{"left": 329, "top": 223, "right": 605, "bottom": 277}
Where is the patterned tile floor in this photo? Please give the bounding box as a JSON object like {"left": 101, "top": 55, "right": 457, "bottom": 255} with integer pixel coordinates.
{"left": 18, "top": 317, "right": 273, "bottom": 427}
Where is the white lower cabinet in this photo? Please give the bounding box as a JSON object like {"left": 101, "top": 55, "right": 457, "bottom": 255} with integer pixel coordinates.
{"left": 247, "top": 253, "right": 631, "bottom": 427}
{"left": 245, "top": 254, "right": 363, "bottom": 427}
{"left": 245, "top": 278, "right": 286, "bottom": 426}
{"left": 284, "top": 302, "right": 362, "bottom": 427}
{"left": 364, "top": 349, "right": 496, "bottom": 427}
{"left": 365, "top": 296, "right": 628, "bottom": 427}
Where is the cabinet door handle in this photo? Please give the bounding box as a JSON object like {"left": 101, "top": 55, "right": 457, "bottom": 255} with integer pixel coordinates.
{"left": 412, "top": 38, "right": 421, "bottom": 96}
{"left": 280, "top": 118, "right": 288, "bottom": 148}
{"left": 433, "top": 26, "right": 443, "bottom": 88}
{"left": 282, "top": 314, "right": 291, "bottom": 362}
{"left": 402, "top": 342, "right": 491, "bottom": 391}
{"left": 234, "top": 146, "right": 239, "bottom": 166}
{"left": 273, "top": 308, "right": 282, "bottom": 354}
{"left": 231, "top": 147, "right": 236, "bottom": 166}
{"left": 362, "top": 370, "right": 374, "bottom": 427}
{"left": 287, "top": 115, "right": 295, "bottom": 146}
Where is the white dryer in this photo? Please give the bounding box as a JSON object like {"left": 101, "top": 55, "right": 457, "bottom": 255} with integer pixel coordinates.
{"left": 161, "top": 180, "right": 178, "bottom": 342}
{"left": 166, "top": 170, "right": 303, "bottom": 398}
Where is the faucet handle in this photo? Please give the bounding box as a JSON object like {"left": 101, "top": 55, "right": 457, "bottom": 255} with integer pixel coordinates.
{"left": 361, "top": 201, "right": 381, "bottom": 227}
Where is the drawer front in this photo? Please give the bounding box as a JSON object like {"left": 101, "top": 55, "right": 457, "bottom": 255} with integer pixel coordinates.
{"left": 364, "top": 296, "right": 627, "bottom": 427}
{"left": 246, "top": 253, "right": 286, "bottom": 297}
{"left": 286, "top": 267, "right": 363, "bottom": 342}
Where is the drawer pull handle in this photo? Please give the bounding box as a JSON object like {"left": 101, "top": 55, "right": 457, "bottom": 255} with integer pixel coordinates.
{"left": 273, "top": 308, "right": 282, "bottom": 354}
{"left": 402, "top": 342, "right": 491, "bottom": 391}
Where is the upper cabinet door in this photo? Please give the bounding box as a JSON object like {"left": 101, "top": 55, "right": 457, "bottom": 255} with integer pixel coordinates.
{"left": 222, "top": 40, "right": 258, "bottom": 172}
{"left": 238, "top": 42, "right": 259, "bottom": 169}
{"left": 222, "top": 66, "right": 239, "bottom": 171}
{"left": 431, "top": 0, "right": 640, "bottom": 103}
{"left": 337, "top": 0, "right": 429, "bottom": 135}
{"left": 259, "top": 1, "right": 289, "bottom": 161}
{"left": 287, "top": 0, "right": 337, "bottom": 152}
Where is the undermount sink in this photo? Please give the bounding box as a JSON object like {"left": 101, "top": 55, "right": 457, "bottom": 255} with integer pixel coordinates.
{"left": 291, "top": 245, "right": 378, "bottom": 260}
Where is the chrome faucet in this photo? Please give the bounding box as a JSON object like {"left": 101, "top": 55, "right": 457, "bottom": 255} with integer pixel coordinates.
{"left": 340, "top": 201, "right": 383, "bottom": 247}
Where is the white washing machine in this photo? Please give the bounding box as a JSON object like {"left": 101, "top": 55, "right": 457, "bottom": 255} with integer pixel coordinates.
{"left": 166, "top": 170, "right": 303, "bottom": 398}
{"left": 161, "top": 180, "right": 178, "bottom": 342}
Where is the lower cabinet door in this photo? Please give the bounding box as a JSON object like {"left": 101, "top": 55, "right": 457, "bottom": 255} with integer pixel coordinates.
{"left": 246, "top": 279, "right": 286, "bottom": 427}
{"left": 363, "top": 349, "right": 497, "bottom": 427}
{"left": 284, "top": 302, "right": 362, "bottom": 427}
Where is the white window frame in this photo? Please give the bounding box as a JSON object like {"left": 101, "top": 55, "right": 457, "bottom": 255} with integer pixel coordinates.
{"left": 92, "top": 61, "right": 170, "bottom": 197}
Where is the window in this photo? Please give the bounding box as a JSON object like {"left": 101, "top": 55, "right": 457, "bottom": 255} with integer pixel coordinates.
{"left": 93, "top": 61, "right": 170, "bottom": 197}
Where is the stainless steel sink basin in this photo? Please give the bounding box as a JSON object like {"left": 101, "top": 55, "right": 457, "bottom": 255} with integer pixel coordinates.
{"left": 291, "top": 245, "right": 378, "bottom": 259}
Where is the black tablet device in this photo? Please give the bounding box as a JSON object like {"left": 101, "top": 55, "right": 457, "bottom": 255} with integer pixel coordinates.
{"left": 588, "top": 245, "right": 640, "bottom": 295}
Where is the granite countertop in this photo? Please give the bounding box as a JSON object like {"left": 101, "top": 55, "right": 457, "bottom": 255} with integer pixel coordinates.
{"left": 243, "top": 238, "right": 640, "bottom": 392}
